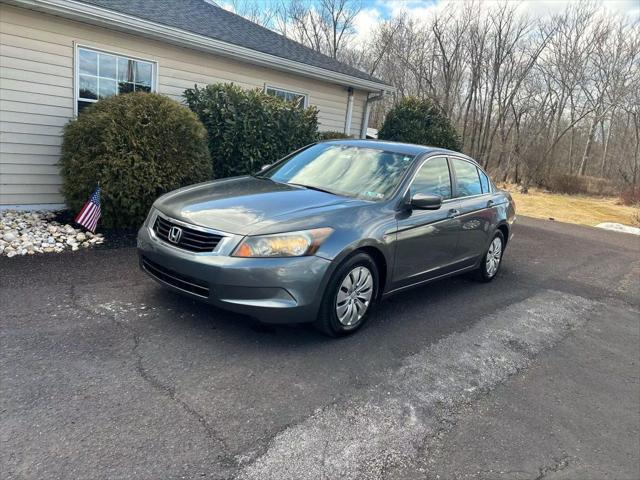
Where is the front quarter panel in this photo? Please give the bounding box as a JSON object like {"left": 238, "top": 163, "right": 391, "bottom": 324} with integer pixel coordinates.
{"left": 270, "top": 202, "right": 399, "bottom": 295}
{"left": 314, "top": 203, "right": 396, "bottom": 260}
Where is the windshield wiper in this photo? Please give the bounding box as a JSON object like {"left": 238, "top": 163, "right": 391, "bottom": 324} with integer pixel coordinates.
{"left": 287, "top": 182, "right": 337, "bottom": 196}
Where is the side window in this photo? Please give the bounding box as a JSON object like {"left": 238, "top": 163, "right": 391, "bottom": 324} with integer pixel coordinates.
{"left": 76, "top": 47, "right": 156, "bottom": 114}
{"left": 478, "top": 168, "right": 490, "bottom": 193}
{"left": 451, "top": 158, "right": 482, "bottom": 197}
{"left": 265, "top": 86, "right": 308, "bottom": 108}
{"left": 411, "top": 157, "right": 452, "bottom": 199}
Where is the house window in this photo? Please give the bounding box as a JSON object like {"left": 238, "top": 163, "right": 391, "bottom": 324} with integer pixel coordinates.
{"left": 265, "top": 85, "right": 308, "bottom": 107}
{"left": 76, "top": 47, "right": 156, "bottom": 114}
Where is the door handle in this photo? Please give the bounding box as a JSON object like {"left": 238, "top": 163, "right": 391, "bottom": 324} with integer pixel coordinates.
{"left": 487, "top": 200, "right": 495, "bottom": 207}
{"left": 448, "top": 208, "right": 460, "bottom": 218}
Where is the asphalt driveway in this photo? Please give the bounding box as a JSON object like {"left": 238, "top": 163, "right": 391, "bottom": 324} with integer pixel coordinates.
{"left": 1, "top": 217, "right": 639, "bottom": 479}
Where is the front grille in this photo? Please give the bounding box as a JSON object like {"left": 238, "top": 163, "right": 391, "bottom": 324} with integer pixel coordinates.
{"left": 141, "top": 256, "right": 210, "bottom": 298}
{"left": 153, "top": 215, "right": 223, "bottom": 253}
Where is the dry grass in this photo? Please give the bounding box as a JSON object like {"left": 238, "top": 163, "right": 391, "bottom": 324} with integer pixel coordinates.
{"left": 500, "top": 184, "right": 640, "bottom": 227}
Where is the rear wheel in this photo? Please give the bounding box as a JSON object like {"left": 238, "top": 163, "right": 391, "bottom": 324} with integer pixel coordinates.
{"left": 475, "top": 230, "right": 505, "bottom": 282}
{"left": 314, "top": 252, "right": 378, "bottom": 337}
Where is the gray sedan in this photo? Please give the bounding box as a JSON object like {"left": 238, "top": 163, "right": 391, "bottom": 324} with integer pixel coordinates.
{"left": 137, "top": 140, "right": 516, "bottom": 336}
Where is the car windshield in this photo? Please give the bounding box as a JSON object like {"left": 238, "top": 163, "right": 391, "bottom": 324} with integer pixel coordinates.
{"left": 262, "top": 144, "right": 415, "bottom": 201}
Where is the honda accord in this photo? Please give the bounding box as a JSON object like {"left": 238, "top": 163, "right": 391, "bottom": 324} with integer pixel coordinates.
{"left": 138, "top": 140, "right": 515, "bottom": 336}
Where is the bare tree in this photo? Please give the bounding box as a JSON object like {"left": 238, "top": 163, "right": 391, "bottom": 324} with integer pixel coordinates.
{"left": 282, "top": 0, "right": 361, "bottom": 59}
{"left": 228, "top": 0, "right": 640, "bottom": 189}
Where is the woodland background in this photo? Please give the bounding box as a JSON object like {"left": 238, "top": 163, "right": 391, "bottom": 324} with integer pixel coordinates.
{"left": 224, "top": 0, "right": 640, "bottom": 194}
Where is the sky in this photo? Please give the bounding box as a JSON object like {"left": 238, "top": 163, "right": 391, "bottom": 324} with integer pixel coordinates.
{"left": 221, "top": 0, "right": 640, "bottom": 45}
{"left": 352, "top": 0, "right": 639, "bottom": 43}
{"left": 219, "top": 0, "right": 640, "bottom": 43}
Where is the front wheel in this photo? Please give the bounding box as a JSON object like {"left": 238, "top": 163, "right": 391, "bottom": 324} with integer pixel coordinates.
{"left": 475, "top": 231, "right": 505, "bottom": 282}
{"left": 314, "top": 252, "right": 378, "bottom": 337}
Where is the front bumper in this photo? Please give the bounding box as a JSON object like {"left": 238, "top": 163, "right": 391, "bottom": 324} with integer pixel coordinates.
{"left": 137, "top": 222, "right": 333, "bottom": 323}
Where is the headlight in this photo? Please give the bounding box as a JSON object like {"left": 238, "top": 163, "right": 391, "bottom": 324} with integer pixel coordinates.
{"left": 233, "top": 227, "right": 333, "bottom": 258}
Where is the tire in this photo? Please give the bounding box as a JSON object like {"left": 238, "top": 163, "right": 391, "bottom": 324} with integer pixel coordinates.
{"left": 474, "top": 230, "right": 505, "bottom": 282}
{"left": 314, "top": 252, "right": 379, "bottom": 337}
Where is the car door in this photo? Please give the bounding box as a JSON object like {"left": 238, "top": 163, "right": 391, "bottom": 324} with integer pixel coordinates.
{"left": 449, "top": 157, "right": 497, "bottom": 267}
{"left": 392, "top": 156, "right": 463, "bottom": 288}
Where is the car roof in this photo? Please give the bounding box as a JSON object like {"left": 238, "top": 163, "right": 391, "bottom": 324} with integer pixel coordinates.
{"left": 319, "top": 139, "right": 473, "bottom": 160}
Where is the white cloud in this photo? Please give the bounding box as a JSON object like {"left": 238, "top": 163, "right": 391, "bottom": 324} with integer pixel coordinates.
{"left": 219, "top": 2, "right": 235, "bottom": 13}
{"left": 381, "top": 0, "right": 443, "bottom": 23}
{"left": 511, "top": 0, "right": 639, "bottom": 20}
{"left": 350, "top": 0, "right": 639, "bottom": 44}
{"left": 353, "top": 7, "right": 384, "bottom": 45}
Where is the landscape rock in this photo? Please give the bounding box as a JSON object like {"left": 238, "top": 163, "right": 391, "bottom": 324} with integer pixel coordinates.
{"left": 0, "top": 210, "right": 106, "bottom": 257}
{"left": 3, "top": 231, "right": 17, "bottom": 243}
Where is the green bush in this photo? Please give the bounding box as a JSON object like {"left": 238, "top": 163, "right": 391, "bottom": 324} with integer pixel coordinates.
{"left": 184, "top": 83, "right": 319, "bottom": 178}
{"left": 61, "top": 92, "right": 211, "bottom": 229}
{"left": 378, "top": 97, "right": 461, "bottom": 150}
{"left": 318, "top": 130, "right": 351, "bottom": 140}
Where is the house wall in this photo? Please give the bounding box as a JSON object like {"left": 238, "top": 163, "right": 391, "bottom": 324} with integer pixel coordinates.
{"left": 0, "top": 4, "right": 370, "bottom": 207}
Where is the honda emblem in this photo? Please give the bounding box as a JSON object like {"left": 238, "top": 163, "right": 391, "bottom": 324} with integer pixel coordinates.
{"left": 167, "top": 226, "right": 183, "bottom": 244}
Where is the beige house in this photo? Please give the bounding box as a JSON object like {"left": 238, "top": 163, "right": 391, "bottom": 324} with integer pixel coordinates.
{"left": 0, "top": 0, "right": 393, "bottom": 209}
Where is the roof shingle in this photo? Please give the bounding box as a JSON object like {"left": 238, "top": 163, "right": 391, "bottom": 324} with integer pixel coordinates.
{"left": 75, "top": 0, "right": 386, "bottom": 86}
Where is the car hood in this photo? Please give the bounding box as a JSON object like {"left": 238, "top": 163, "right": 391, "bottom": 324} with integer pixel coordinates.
{"left": 154, "top": 176, "right": 366, "bottom": 235}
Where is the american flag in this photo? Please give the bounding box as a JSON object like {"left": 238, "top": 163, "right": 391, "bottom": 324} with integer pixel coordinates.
{"left": 75, "top": 187, "right": 102, "bottom": 233}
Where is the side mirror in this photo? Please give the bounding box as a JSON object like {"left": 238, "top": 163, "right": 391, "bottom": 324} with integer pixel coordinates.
{"left": 260, "top": 164, "right": 272, "bottom": 171}
{"left": 410, "top": 193, "right": 442, "bottom": 210}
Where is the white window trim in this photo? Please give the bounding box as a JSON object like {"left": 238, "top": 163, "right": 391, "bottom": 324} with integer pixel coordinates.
{"left": 264, "top": 84, "right": 309, "bottom": 108}
{"left": 73, "top": 43, "right": 159, "bottom": 116}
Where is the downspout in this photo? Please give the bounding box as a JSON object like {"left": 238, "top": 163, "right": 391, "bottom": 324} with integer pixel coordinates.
{"left": 344, "top": 87, "right": 354, "bottom": 136}
{"left": 360, "top": 91, "right": 384, "bottom": 139}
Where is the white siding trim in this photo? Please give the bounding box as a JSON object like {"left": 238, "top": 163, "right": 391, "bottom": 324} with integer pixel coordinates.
{"left": 343, "top": 88, "right": 354, "bottom": 135}
{"left": 0, "top": 203, "right": 65, "bottom": 211}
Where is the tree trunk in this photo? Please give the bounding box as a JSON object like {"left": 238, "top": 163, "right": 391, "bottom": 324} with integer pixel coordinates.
{"left": 568, "top": 127, "right": 575, "bottom": 175}
{"left": 600, "top": 115, "right": 613, "bottom": 178}
{"left": 579, "top": 117, "right": 598, "bottom": 176}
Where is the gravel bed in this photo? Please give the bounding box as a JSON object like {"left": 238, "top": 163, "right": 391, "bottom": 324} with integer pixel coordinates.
{"left": 0, "top": 210, "right": 104, "bottom": 258}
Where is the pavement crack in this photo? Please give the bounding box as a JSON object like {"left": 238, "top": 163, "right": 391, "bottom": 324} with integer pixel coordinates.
{"left": 236, "top": 291, "right": 597, "bottom": 480}
{"left": 129, "top": 335, "right": 235, "bottom": 466}
{"left": 70, "top": 289, "right": 235, "bottom": 467}
{"left": 533, "top": 454, "right": 570, "bottom": 480}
